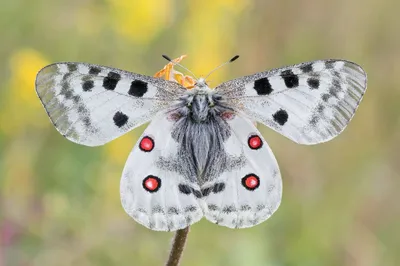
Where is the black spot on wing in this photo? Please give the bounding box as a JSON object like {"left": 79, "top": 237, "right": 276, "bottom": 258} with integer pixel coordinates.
{"left": 307, "top": 78, "right": 320, "bottom": 89}
{"left": 129, "top": 80, "right": 148, "bottom": 97}
{"left": 178, "top": 185, "right": 202, "bottom": 198}
{"left": 137, "top": 208, "right": 147, "bottom": 214}
{"left": 152, "top": 205, "right": 165, "bottom": 214}
{"left": 82, "top": 80, "right": 94, "bottom": 91}
{"left": 62, "top": 72, "right": 72, "bottom": 85}
{"left": 77, "top": 105, "right": 86, "bottom": 113}
{"left": 256, "top": 204, "right": 266, "bottom": 211}
{"left": 201, "top": 183, "right": 225, "bottom": 197}
{"left": 222, "top": 205, "right": 236, "bottom": 213}
{"left": 63, "top": 89, "right": 73, "bottom": 99}
{"left": 103, "top": 71, "right": 121, "bottom": 90}
{"left": 72, "top": 95, "right": 81, "bottom": 104}
{"left": 317, "top": 104, "right": 325, "bottom": 113}
{"left": 185, "top": 205, "right": 197, "bottom": 212}
{"left": 325, "top": 60, "right": 336, "bottom": 69}
{"left": 280, "top": 69, "right": 299, "bottom": 88}
{"left": 253, "top": 77, "right": 273, "bottom": 95}
{"left": 324, "top": 78, "right": 341, "bottom": 101}
{"left": 329, "top": 86, "right": 341, "bottom": 98}
{"left": 332, "top": 78, "right": 341, "bottom": 89}
{"left": 67, "top": 63, "right": 77, "bottom": 72}
{"left": 201, "top": 187, "right": 212, "bottom": 197}
{"left": 310, "top": 115, "right": 319, "bottom": 126}
{"left": 83, "top": 117, "right": 91, "bottom": 127}
{"left": 178, "top": 184, "right": 192, "bottom": 195}
{"left": 333, "top": 71, "right": 341, "bottom": 80}
{"left": 300, "top": 63, "right": 313, "bottom": 73}
{"left": 208, "top": 204, "right": 218, "bottom": 211}
{"left": 89, "top": 67, "right": 101, "bottom": 75}
{"left": 192, "top": 189, "right": 202, "bottom": 199}
{"left": 322, "top": 93, "right": 331, "bottom": 102}
{"left": 273, "top": 109, "right": 288, "bottom": 126}
{"left": 113, "top": 111, "right": 128, "bottom": 127}
{"left": 60, "top": 82, "right": 71, "bottom": 97}
{"left": 240, "top": 205, "right": 251, "bottom": 211}
{"left": 212, "top": 183, "right": 225, "bottom": 193}
{"left": 167, "top": 207, "right": 180, "bottom": 215}
{"left": 236, "top": 219, "right": 244, "bottom": 228}
{"left": 250, "top": 218, "right": 260, "bottom": 225}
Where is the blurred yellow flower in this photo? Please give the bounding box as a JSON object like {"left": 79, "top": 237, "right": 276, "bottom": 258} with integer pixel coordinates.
{"left": 9, "top": 49, "right": 47, "bottom": 106}
{"left": 180, "top": 0, "right": 250, "bottom": 81}
{"left": 104, "top": 133, "right": 136, "bottom": 166}
{"left": 0, "top": 49, "right": 49, "bottom": 135}
{"left": 107, "top": 0, "right": 172, "bottom": 43}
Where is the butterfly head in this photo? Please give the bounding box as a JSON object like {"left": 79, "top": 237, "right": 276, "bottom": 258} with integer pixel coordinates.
{"left": 159, "top": 54, "right": 240, "bottom": 91}
{"left": 178, "top": 87, "right": 226, "bottom": 123}
{"left": 195, "top": 77, "right": 208, "bottom": 88}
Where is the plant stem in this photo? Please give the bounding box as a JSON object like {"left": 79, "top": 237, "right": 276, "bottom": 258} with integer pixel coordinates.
{"left": 165, "top": 227, "right": 190, "bottom": 266}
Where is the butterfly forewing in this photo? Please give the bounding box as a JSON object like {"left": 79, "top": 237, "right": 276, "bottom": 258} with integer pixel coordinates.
{"left": 216, "top": 59, "right": 367, "bottom": 144}
{"left": 203, "top": 114, "right": 282, "bottom": 229}
{"left": 35, "top": 62, "right": 186, "bottom": 146}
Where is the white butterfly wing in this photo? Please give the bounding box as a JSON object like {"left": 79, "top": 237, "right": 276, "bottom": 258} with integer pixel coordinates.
{"left": 203, "top": 114, "right": 282, "bottom": 229}
{"left": 216, "top": 60, "right": 367, "bottom": 144}
{"left": 35, "top": 62, "right": 186, "bottom": 146}
{"left": 120, "top": 114, "right": 204, "bottom": 231}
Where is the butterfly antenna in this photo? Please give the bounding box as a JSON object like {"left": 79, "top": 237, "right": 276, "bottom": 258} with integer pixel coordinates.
{"left": 162, "top": 55, "right": 198, "bottom": 80}
{"left": 204, "top": 55, "right": 240, "bottom": 80}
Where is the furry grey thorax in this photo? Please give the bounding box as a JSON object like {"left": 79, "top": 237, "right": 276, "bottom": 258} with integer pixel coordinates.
{"left": 164, "top": 85, "right": 238, "bottom": 186}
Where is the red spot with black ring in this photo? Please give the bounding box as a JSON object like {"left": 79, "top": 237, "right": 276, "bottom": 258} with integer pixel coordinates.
{"left": 143, "top": 175, "right": 161, "bottom": 193}
{"left": 242, "top": 174, "right": 260, "bottom": 191}
{"left": 248, "top": 135, "right": 263, "bottom": 150}
{"left": 139, "top": 136, "right": 154, "bottom": 152}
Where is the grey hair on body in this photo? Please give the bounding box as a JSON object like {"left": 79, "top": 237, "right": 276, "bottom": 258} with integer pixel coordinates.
{"left": 156, "top": 92, "right": 245, "bottom": 186}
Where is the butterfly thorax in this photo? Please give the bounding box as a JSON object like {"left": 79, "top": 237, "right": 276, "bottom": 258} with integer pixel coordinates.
{"left": 183, "top": 83, "right": 224, "bottom": 123}
{"left": 190, "top": 94, "right": 209, "bottom": 122}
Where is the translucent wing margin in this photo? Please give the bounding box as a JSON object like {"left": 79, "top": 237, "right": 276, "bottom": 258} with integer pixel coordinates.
{"left": 35, "top": 62, "right": 186, "bottom": 146}
{"left": 215, "top": 60, "right": 367, "bottom": 144}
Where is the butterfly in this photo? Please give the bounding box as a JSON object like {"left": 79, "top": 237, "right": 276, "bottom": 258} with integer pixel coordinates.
{"left": 35, "top": 55, "right": 367, "bottom": 231}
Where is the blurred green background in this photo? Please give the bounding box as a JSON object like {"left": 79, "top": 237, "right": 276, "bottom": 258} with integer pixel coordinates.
{"left": 1, "top": 0, "right": 399, "bottom": 265}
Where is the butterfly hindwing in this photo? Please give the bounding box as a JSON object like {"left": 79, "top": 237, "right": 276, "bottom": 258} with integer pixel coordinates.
{"left": 120, "top": 114, "right": 204, "bottom": 231}
{"left": 215, "top": 59, "right": 367, "bottom": 144}
{"left": 35, "top": 62, "right": 186, "bottom": 146}
{"left": 203, "top": 114, "right": 282, "bottom": 229}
